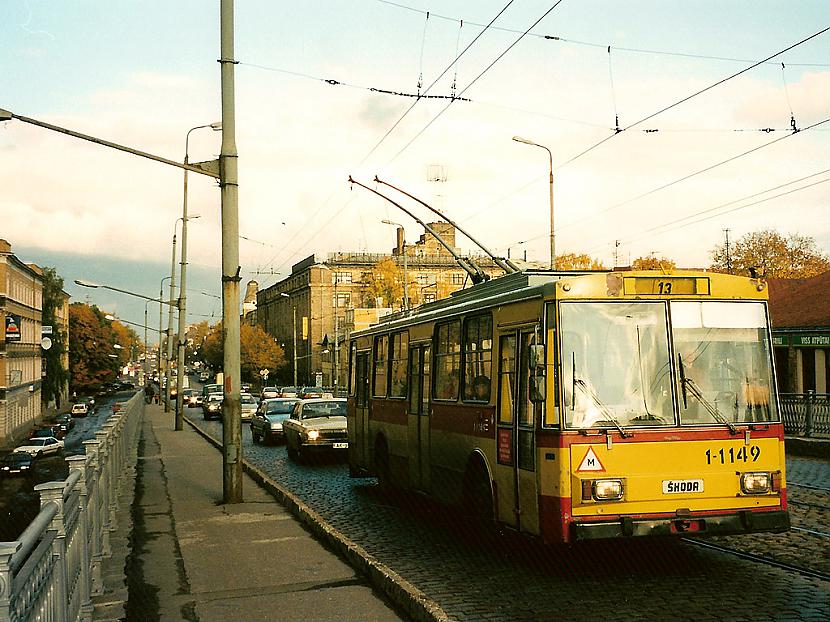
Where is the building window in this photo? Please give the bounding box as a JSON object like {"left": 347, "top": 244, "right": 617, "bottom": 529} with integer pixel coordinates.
{"left": 416, "top": 273, "right": 429, "bottom": 285}
{"left": 463, "top": 315, "right": 493, "bottom": 402}
{"left": 423, "top": 293, "right": 436, "bottom": 304}
{"left": 451, "top": 273, "right": 464, "bottom": 285}
{"left": 334, "top": 293, "right": 351, "bottom": 308}
{"left": 434, "top": 321, "right": 460, "bottom": 400}
{"left": 389, "top": 331, "right": 409, "bottom": 398}
{"left": 373, "top": 335, "right": 388, "bottom": 397}
{"left": 333, "top": 272, "right": 352, "bottom": 284}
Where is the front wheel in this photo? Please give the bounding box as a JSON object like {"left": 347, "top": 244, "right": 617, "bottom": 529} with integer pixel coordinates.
{"left": 287, "top": 442, "right": 299, "bottom": 462}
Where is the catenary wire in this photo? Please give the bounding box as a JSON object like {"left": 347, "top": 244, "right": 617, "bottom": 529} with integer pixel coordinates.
{"left": 374, "top": 0, "right": 830, "bottom": 67}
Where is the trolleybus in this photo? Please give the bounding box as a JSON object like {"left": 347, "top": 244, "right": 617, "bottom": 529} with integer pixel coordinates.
{"left": 346, "top": 269, "right": 789, "bottom": 542}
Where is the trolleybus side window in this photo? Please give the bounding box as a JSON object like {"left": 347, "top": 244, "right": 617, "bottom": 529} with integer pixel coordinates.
{"left": 373, "top": 335, "right": 389, "bottom": 398}
{"left": 462, "top": 314, "right": 493, "bottom": 403}
{"left": 434, "top": 321, "right": 461, "bottom": 401}
{"left": 390, "top": 331, "right": 409, "bottom": 399}
{"left": 498, "top": 335, "right": 517, "bottom": 425}
{"left": 356, "top": 352, "right": 369, "bottom": 407}
{"left": 543, "top": 303, "right": 559, "bottom": 427}
{"left": 671, "top": 301, "right": 777, "bottom": 425}
{"left": 349, "top": 343, "right": 357, "bottom": 397}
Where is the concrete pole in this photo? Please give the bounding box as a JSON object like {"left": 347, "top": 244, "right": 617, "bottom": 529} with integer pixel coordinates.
{"left": 165, "top": 232, "right": 178, "bottom": 413}
{"left": 220, "top": 0, "right": 243, "bottom": 503}
{"left": 159, "top": 276, "right": 169, "bottom": 388}
{"left": 403, "top": 240, "right": 408, "bottom": 310}
{"left": 175, "top": 152, "right": 190, "bottom": 430}
{"left": 333, "top": 280, "right": 339, "bottom": 389}
{"left": 144, "top": 301, "right": 149, "bottom": 386}
{"left": 547, "top": 150, "right": 555, "bottom": 270}
{"left": 293, "top": 304, "right": 298, "bottom": 387}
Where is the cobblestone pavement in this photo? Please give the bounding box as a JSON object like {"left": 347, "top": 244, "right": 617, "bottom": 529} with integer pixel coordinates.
{"left": 190, "top": 416, "right": 830, "bottom": 622}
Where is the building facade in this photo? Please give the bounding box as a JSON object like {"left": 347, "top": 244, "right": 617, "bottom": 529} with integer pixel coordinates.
{"left": 0, "top": 240, "right": 44, "bottom": 444}
{"left": 257, "top": 223, "right": 499, "bottom": 387}
{"left": 768, "top": 272, "right": 830, "bottom": 394}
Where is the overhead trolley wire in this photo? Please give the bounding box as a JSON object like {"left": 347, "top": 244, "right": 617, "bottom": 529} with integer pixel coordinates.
{"left": 374, "top": 0, "right": 830, "bottom": 67}
{"left": 780, "top": 63, "right": 800, "bottom": 133}
{"left": 358, "top": 0, "right": 518, "bottom": 166}
{"left": 387, "top": 0, "right": 567, "bottom": 165}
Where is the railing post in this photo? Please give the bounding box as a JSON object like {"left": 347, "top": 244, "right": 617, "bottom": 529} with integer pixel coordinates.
{"left": 66, "top": 454, "right": 94, "bottom": 622}
{"left": 805, "top": 389, "right": 815, "bottom": 437}
{"left": 0, "top": 542, "right": 22, "bottom": 622}
{"left": 94, "top": 429, "right": 112, "bottom": 558}
{"left": 82, "top": 439, "right": 104, "bottom": 595}
{"left": 34, "top": 481, "right": 68, "bottom": 622}
{"left": 102, "top": 421, "right": 119, "bottom": 530}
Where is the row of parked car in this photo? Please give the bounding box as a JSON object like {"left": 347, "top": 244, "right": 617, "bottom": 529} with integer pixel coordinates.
{"left": 0, "top": 412, "right": 76, "bottom": 476}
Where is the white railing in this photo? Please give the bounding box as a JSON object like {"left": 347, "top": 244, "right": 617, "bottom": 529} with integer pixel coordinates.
{"left": 0, "top": 392, "right": 143, "bottom": 622}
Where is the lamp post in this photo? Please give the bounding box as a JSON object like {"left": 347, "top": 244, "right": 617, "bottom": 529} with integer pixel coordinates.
{"left": 165, "top": 221, "right": 180, "bottom": 413}
{"left": 280, "top": 293, "right": 297, "bottom": 387}
{"left": 512, "top": 135, "right": 555, "bottom": 270}
{"left": 176, "top": 123, "right": 220, "bottom": 430}
{"left": 382, "top": 219, "right": 408, "bottom": 310}
{"left": 159, "top": 276, "right": 171, "bottom": 387}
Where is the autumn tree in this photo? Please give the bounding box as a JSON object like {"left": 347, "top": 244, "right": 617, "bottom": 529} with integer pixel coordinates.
{"left": 710, "top": 229, "right": 830, "bottom": 278}
{"left": 632, "top": 255, "right": 677, "bottom": 270}
{"left": 185, "top": 320, "right": 211, "bottom": 365}
{"left": 201, "top": 322, "right": 286, "bottom": 382}
{"left": 69, "top": 303, "right": 121, "bottom": 394}
{"left": 556, "top": 253, "right": 606, "bottom": 270}
{"left": 362, "top": 259, "right": 404, "bottom": 308}
{"left": 110, "top": 320, "right": 141, "bottom": 367}
{"left": 41, "top": 267, "right": 69, "bottom": 407}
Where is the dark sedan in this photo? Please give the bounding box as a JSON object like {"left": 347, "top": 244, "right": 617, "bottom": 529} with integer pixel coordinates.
{"left": 250, "top": 398, "right": 300, "bottom": 444}
{"left": 283, "top": 399, "right": 348, "bottom": 462}
{"left": 1, "top": 452, "right": 34, "bottom": 476}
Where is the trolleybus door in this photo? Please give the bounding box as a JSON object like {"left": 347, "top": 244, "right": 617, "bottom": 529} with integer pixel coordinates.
{"left": 355, "top": 351, "right": 371, "bottom": 468}
{"left": 407, "top": 344, "right": 431, "bottom": 490}
{"left": 495, "top": 332, "right": 540, "bottom": 534}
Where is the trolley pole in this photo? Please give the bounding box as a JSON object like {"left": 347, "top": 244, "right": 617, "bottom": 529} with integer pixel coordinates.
{"left": 220, "top": 0, "right": 243, "bottom": 504}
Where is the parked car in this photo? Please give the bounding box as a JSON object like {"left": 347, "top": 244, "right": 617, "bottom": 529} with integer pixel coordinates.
{"left": 81, "top": 396, "right": 95, "bottom": 410}
{"left": 199, "top": 371, "right": 211, "bottom": 382}
{"left": 260, "top": 386, "right": 279, "bottom": 400}
{"left": 71, "top": 403, "right": 89, "bottom": 417}
{"left": 203, "top": 392, "right": 224, "bottom": 420}
{"left": 202, "top": 383, "right": 223, "bottom": 402}
{"left": 298, "top": 386, "right": 332, "bottom": 399}
{"left": 283, "top": 399, "right": 348, "bottom": 462}
{"left": 240, "top": 393, "right": 258, "bottom": 421}
{"left": 182, "top": 388, "right": 199, "bottom": 408}
{"left": 250, "top": 398, "right": 300, "bottom": 444}
{"left": 278, "top": 386, "right": 299, "bottom": 398}
{"left": 1, "top": 452, "right": 35, "bottom": 476}
{"left": 33, "top": 425, "right": 64, "bottom": 440}
{"left": 15, "top": 436, "right": 64, "bottom": 458}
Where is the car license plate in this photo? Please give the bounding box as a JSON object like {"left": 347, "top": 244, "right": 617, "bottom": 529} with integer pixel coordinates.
{"left": 332, "top": 442, "right": 348, "bottom": 449}
{"left": 662, "top": 479, "right": 704, "bottom": 494}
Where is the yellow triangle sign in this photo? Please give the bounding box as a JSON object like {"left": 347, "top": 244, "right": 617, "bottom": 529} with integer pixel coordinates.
{"left": 577, "top": 447, "right": 605, "bottom": 472}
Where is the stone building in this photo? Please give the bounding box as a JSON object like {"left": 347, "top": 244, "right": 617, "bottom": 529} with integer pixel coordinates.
{"left": 0, "top": 239, "right": 44, "bottom": 444}
{"left": 256, "top": 222, "right": 499, "bottom": 387}
{"left": 768, "top": 271, "right": 830, "bottom": 393}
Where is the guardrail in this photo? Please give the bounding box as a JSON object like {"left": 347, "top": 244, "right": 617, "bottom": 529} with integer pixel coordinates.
{"left": 0, "top": 392, "right": 143, "bottom": 622}
{"left": 781, "top": 391, "right": 830, "bottom": 438}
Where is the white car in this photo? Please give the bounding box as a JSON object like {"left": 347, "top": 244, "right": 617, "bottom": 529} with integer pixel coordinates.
{"left": 15, "top": 436, "right": 64, "bottom": 457}
{"left": 240, "top": 393, "right": 258, "bottom": 421}
{"left": 71, "top": 403, "right": 89, "bottom": 417}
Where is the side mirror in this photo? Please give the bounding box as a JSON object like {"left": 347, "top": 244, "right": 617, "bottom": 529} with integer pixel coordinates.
{"left": 529, "top": 376, "right": 546, "bottom": 403}
{"left": 528, "top": 344, "right": 545, "bottom": 370}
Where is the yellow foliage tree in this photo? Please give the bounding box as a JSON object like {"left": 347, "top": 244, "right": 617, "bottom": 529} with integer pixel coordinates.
{"left": 362, "top": 259, "right": 404, "bottom": 308}
{"left": 632, "top": 255, "right": 677, "bottom": 270}
{"left": 556, "top": 252, "right": 606, "bottom": 270}
{"left": 710, "top": 229, "right": 830, "bottom": 278}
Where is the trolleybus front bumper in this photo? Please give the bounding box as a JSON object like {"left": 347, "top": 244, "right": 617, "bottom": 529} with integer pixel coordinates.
{"left": 572, "top": 509, "right": 789, "bottom": 540}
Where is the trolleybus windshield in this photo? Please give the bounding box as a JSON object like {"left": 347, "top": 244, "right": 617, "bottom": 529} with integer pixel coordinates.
{"left": 671, "top": 301, "right": 777, "bottom": 425}
{"left": 560, "top": 302, "right": 674, "bottom": 430}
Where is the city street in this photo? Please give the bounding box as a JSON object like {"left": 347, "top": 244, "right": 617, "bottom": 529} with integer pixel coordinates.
{"left": 188, "top": 409, "right": 830, "bottom": 622}
{"left": 0, "top": 391, "right": 134, "bottom": 541}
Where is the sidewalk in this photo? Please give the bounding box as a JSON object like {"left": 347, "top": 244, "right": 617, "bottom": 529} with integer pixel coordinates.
{"left": 126, "top": 403, "right": 403, "bottom": 621}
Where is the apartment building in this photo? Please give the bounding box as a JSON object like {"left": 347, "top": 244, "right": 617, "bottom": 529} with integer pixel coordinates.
{"left": 0, "top": 239, "right": 44, "bottom": 443}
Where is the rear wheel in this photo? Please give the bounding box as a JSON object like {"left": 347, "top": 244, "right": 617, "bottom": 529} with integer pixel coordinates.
{"left": 464, "top": 459, "right": 494, "bottom": 526}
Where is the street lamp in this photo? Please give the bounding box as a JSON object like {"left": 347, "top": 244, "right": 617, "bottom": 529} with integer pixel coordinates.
{"left": 159, "top": 275, "right": 172, "bottom": 389}
{"left": 176, "top": 123, "right": 221, "bottom": 430}
{"left": 512, "top": 135, "right": 555, "bottom": 270}
{"left": 382, "top": 219, "right": 408, "bottom": 310}
{"left": 280, "top": 292, "right": 298, "bottom": 387}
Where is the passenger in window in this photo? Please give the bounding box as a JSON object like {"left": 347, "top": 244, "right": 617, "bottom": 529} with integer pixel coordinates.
{"left": 472, "top": 375, "right": 491, "bottom": 402}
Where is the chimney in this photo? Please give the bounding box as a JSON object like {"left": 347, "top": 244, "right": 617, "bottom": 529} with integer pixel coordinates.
{"left": 396, "top": 227, "right": 405, "bottom": 256}
{"left": 0, "top": 239, "right": 11, "bottom": 255}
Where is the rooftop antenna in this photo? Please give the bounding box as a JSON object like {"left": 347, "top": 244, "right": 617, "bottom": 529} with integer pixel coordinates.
{"left": 348, "top": 176, "right": 489, "bottom": 284}
{"left": 374, "top": 175, "right": 519, "bottom": 274}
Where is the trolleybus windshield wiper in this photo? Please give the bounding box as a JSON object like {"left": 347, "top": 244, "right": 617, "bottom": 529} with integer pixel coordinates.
{"left": 678, "top": 355, "right": 739, "bottom": 435}
{"left": 573, "top": 377, "right": 631, "bottom": 438}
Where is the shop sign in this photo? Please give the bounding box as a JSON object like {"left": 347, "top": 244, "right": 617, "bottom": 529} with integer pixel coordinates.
{"left": 795, "top": 334, "right": 830, "bottom": 347}
{"left": 5, "top": 314, "right": 22, "bottom": 342}
{"left": 772, "top": 335, "right": 787, "bottom": 346}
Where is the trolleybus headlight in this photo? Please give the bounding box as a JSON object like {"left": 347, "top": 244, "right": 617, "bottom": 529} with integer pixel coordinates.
{"left": 306, "top": 430, "right": 320, "bottom": 440}
{"left": 740, "top": 472, "right": 771, "bottom": 494}
{"left": 593, "top": 479, "right": 624, "bottom": 501}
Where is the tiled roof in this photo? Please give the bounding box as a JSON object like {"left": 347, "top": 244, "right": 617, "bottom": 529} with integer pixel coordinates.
{"left": 768, "top": 271, "right": 830, "bottom": 328}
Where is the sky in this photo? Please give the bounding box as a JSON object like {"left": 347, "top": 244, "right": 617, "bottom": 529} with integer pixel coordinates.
{"left": 1, "top": 1, "right": 828, "bottom": 341}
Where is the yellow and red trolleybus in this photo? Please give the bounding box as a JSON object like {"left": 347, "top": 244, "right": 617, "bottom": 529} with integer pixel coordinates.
{"left": 346, "top": 270, "right": 789, "bottom": 542}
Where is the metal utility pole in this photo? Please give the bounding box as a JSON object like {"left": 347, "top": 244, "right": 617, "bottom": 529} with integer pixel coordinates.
{"left": 723, "top": 229, "right": 732, "bottom": 274}
{"left": 165, "top": 230, "right": 178, "bottom": 413}
{"left": 159, "top": 276, "right": 170, "bottom": 387}
{"left": 512, "top": 136, "right": 555, "bottom": 269}
{"left": 220, "top": 0, "right": 243, "bottom": 504}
